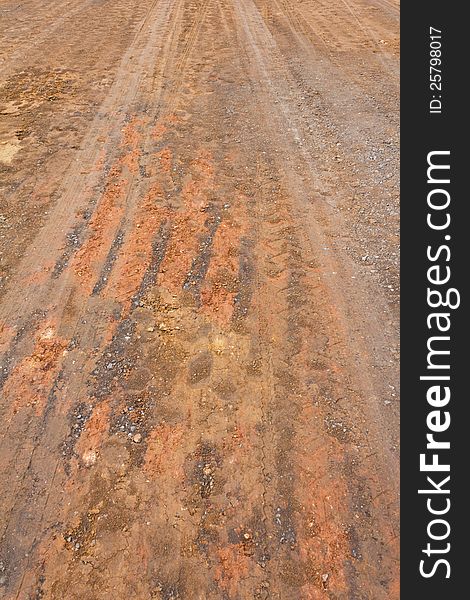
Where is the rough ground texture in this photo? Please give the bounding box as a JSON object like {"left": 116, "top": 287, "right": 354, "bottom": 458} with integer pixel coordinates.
{"left": 0, "top": 0, "right": 399, "bottom": 598}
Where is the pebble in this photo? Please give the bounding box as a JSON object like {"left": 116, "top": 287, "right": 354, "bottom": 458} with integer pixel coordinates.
{"left": 133, "top": 433, "right": 142, "bottom": 443}
{"left": 82, "top": 449, "right": 97, "bottom": 467}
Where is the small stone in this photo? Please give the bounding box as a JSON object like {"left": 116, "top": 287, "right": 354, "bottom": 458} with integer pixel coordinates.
{"left": 322, "top": 573, "right": 329, "bottom": 583}
{"left": 82, "top": 449, "right": 97, "bottom": 467}
{"left": 133, "top": 433, "right": 142, "bottom": 443}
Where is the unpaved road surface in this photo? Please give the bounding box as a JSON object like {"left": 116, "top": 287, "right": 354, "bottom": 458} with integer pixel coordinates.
{"left": 0, "top": 1, "right": 399, "bottom": 598}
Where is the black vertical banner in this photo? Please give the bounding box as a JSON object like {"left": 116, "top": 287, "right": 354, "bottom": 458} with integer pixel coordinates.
{"left": 401, "top": 3, "right": 465, "bottom": 598}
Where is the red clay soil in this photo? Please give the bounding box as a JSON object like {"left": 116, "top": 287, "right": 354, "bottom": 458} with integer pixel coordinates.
{"left": 0, "top": 0, "right": 399, "bottom": 598}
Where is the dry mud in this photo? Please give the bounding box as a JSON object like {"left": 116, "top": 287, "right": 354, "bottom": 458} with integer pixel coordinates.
{"left": 0, "top": 1, "right": 399, "bottom": 598}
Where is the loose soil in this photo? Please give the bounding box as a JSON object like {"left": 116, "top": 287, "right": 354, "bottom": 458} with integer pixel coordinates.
{"left": 0, "top": 1, "right": 399, "bottom": 598}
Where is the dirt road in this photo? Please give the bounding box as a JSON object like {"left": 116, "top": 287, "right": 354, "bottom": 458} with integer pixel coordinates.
{"left": 0, "top": 0, "right": 399, "bottom": 598}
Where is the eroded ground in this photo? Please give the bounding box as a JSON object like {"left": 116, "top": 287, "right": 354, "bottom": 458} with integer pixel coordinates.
{"left": 0, "top": 0, "right": 399, "bottom": 598}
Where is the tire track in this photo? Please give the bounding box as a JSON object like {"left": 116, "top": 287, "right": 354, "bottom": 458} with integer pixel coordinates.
{"left": 1, "top": 0, "right": 399, "bottom": 597}
{"left": 0, "top": 0, "right": 180, "bottom": 340}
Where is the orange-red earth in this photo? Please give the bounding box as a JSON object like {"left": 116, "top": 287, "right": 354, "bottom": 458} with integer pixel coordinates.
{"left": 0, "top": 0, "right": 399, "bottom": 598}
